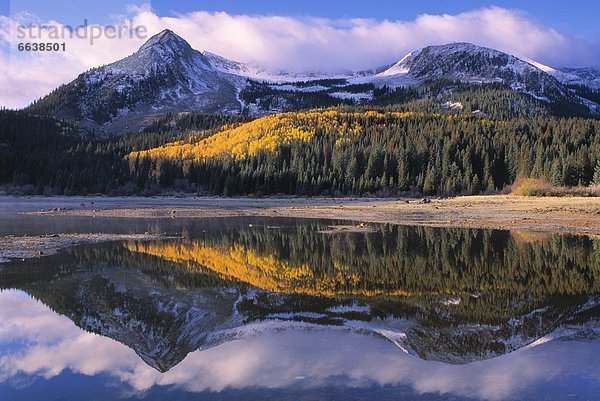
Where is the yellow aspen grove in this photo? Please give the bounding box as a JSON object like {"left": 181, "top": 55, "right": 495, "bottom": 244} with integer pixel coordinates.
{"left": 126, "top": 111, "right": 444, "bottom": 164}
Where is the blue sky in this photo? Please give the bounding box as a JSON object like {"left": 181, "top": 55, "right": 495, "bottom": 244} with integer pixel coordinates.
{"left": 5, "top": 0, "right": 600, "bottom": 35}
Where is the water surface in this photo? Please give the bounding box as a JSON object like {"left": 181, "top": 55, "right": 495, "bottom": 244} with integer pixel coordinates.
{"left": 1, "top": 217, "right": 599, "bottom": 400}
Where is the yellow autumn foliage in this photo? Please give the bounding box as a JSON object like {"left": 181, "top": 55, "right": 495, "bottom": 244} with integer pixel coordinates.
{"left": 126, "top": 110, "right": 440, "bottom": 163}
{"left": 125, "top": 240, "right": 411, "bottom": 297}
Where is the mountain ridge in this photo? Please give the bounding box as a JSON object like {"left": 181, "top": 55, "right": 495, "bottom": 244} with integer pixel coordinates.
{"left": 26, "top": 29, "right": 600, "bottom": 135}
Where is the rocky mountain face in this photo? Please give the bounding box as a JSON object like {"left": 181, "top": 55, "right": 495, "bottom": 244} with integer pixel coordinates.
{"left": 27, "top": 30, "right": 600, "bottom": 135}
{"left": 370, "top": 43, "right": 569, "bottom": 99}
{"left": 27, "top": 30, "right": 245, "bottom": 134}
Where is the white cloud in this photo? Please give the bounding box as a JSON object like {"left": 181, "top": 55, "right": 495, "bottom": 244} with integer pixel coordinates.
{"left": 0, "top": 6, "right": 599, "bottom": 108}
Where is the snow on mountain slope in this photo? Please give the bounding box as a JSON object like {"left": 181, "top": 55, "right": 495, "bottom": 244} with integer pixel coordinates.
{"left": 366, "top": 42, "right": 570, "bottom": 101}
{"left": 377, "top": 49, "right": 422, "bottom": 77}
{"left": 377, "top": 42, "right": 541, "bottom": 80}
{"left": 491, "top": 56, "right": 600, "bottom": 91}
{"left": 28, "top": 32, "right": 599, "bottom": 135}
{"left": 92, "top": 29, "right": 246, "bottom": 111}
{"left": 555, "top": 67, "right": 600, "bottom": 89}
{"left": 28, "top": 30, "right": 247, "bottom": 134}
{"left": 203, "top": 50, "right": 349, "bottom": 83}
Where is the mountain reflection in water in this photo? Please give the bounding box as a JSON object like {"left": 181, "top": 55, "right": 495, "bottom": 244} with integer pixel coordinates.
{"left": 1, "top": 290, "right": 599, "bottom": 401}
{"left": 1, "top": 219, "right": 599, "bottom": 400}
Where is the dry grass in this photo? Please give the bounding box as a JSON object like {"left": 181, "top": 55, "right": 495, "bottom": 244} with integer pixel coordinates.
{"left": 511, "top": 177, "right": 600, "bottom": 197}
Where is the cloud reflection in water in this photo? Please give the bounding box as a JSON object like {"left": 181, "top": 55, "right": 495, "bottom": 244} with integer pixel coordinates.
{"left": 1, "top": 290, "right": 599, "bottom": 400}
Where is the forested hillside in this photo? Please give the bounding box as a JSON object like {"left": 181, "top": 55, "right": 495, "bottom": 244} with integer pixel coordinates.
{"left": 2, "top": 95, "right": 600, "bottom": 196}
{"left": 0, "top": 110, "right": 245, "bottom": 195}
{"left": 129, "top": 110, "right": 600, "bottom": 196}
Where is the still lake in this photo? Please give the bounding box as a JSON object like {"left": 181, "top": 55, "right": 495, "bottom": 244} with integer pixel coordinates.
{"left": 1, "top": 216, "right": 599, "bottom": 400}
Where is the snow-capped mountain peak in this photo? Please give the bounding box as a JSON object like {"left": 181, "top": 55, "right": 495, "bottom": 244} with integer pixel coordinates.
{"left": 104, "top": 29, "right": 214, "bottom": 76}
{"left": 378, "top": 42, "right": 539, "bottom": 79}
{"left": 139, "top": 29, "right": 193, "bottom": 53}
{"left": 367, "top": 42, "right": 577, "bottom": 102}
{"left": 28, "top": 34, "right": 600, "bottom": 135}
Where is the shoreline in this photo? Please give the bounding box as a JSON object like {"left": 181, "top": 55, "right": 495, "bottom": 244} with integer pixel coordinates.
{"left": 0, "top": 233, "right": 171, "bottom": 264}
{"left": 0, "top": 194, "right": 598, "bottom": 236}
{"left": 1, "top": 194, "right": 600, "bottom": 264}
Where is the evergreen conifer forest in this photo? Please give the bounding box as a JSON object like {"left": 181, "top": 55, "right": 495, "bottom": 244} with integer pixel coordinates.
{"left": 2, "top": 83, "right": 600, "bottom": 196}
